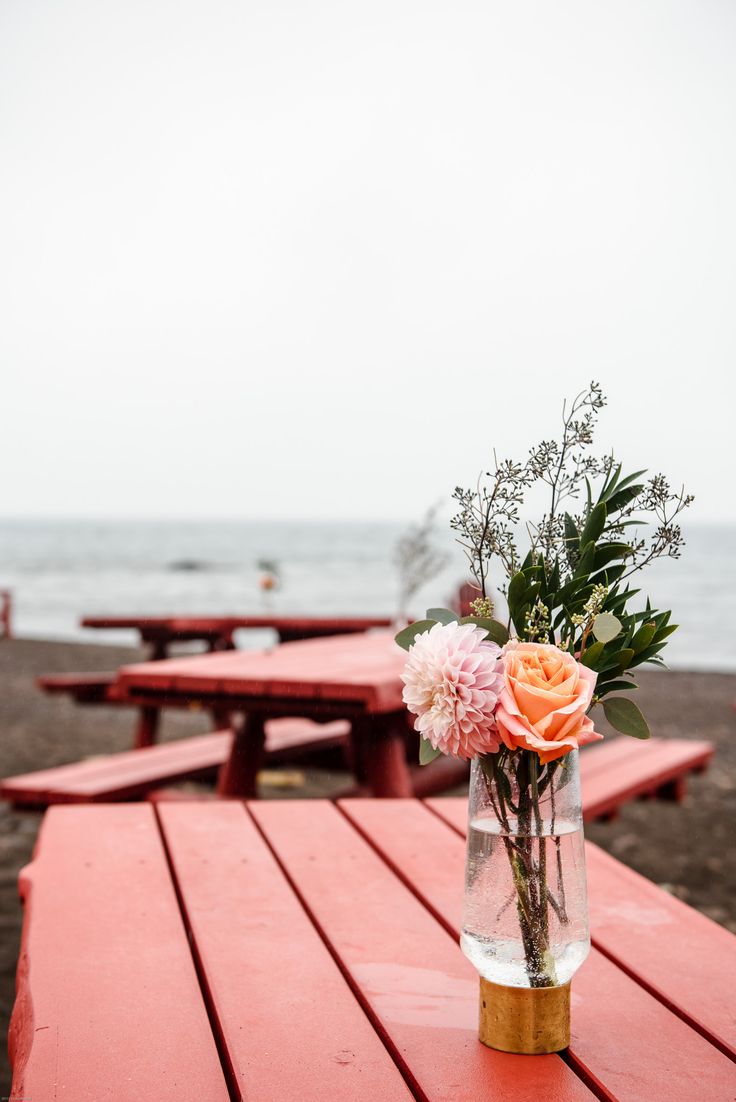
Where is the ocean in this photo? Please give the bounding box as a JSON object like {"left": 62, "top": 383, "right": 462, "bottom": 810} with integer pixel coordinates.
{"left": 0, "top": 520, "right": 733, "bottom": 671}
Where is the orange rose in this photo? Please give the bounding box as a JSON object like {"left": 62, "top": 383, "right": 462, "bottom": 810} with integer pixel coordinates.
{"left": 495, "top": 642, "right": 603, "bottom": 764}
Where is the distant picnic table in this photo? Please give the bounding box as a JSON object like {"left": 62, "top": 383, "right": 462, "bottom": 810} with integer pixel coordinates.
{"left": 9, "top": 799, "right": 736, "bottom": 1101}
{"left": 81, "top": 613, "right": 394, "bottom": 658}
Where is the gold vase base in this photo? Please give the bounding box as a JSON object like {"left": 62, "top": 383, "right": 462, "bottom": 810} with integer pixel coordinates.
{"left": 478, "top": 977, "right": 571, "bottom": 1055}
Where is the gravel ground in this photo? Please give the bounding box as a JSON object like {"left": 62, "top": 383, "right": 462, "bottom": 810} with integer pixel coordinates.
{"left": 1, "top": 637, "right": 734, "bottom": 1092}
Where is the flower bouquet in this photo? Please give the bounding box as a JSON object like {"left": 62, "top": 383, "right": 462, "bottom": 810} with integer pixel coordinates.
{"left": 395, "top": 383, "right": 691, "bottom": 1054}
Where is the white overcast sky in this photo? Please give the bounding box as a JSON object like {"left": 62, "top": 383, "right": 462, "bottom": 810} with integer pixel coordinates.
{"left": 1, "top": 0, "right": 734, "bottom": 522}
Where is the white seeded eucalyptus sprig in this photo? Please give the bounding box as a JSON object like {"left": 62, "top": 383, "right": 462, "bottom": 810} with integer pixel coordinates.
{"left": 447, "top": 382, "right": 693, "bottom": 741}
{"left": 450, "top": 458, "right": 534, "bottom": 597}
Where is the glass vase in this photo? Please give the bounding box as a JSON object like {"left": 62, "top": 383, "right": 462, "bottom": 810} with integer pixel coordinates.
{"left": 460, "top": 748, "right": 590, "bottom": 1053}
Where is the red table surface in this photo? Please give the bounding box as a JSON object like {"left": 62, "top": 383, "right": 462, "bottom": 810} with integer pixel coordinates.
{"left": 10, "top": 800, "right": 736, "bottom": 1101}
{"left": 117, "top": 630, "right": 409, "bottom": 713}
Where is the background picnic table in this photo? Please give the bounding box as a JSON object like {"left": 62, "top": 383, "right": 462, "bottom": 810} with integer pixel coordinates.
{"left": 9, "top": 799, "right": 736, "bottom": 1101}
{"left": 116, "top": 631, "right": 421, "bottom": 797}
{"left": 81, "top": 613, "right": 394, "bottom": 657}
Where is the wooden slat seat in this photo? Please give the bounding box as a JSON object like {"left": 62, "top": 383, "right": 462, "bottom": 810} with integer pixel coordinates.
{"left": 420, "top": 737, "right": 712, "bottom": 827}
{"left": 0, "top": 719, "right": 350, "bottom": 808}
{"left": 578, "top": 736, "right": 713, "bottom": 820}
{"left": 37, "top": 671, "right": 123, "bottom": 703}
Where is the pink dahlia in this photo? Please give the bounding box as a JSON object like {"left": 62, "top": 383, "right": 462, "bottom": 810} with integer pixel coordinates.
{"left": 401, "top": 621, "right": 505, "bottom": 759}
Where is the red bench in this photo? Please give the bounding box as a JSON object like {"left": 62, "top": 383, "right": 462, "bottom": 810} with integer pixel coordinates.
{"left": 39, "top": 672, "right": 188, "bottom": 748}
{"left": 0, "top": 719, "right": 350, "bottom": 807}
{"left": 1, "top": 731, "right": 712, "bottom": 813}
{"left": 576, "top": 736, "right": 713, "bottom": 820}
{"left": 413, "top": 736, "right": 713, "bottom": 828}
{"left": 38, "top": 672, "right": 124, "bottom": 703}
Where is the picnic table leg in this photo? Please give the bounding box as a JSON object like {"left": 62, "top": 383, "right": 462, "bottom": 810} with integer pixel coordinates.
{"left": 134, "top": 706, "right": 161, "bottom": 749}
{"left": 216, "top": 713, "right": 266, "bottom": 798}
{"left": 210, "top": 704, "right": 234, "bottom": 731}
{"left": 656, "top": 776, "right": 688, "bottom": 802}
{"left": 146, "top": 638, "right": 169, "bottom": 661}
{"left": 359, "top": 714, "right": 413, "bottom": 798}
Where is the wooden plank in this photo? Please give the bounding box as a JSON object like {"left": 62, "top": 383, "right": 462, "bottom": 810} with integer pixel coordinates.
{"left": 585, "top": 842, "right": 736, "bottom": 1060}
{"left": 340, "top": 799, "right": 736, "bottom": 1099}
{"left": 425, "top": 795, "right": 467, "bottom": 834}
{"left": 250, "top": 800, "right": 595, "bottom": 1102}
{"left": 8, "top": 805, "right": 229, "bottom": 1102}
{"left": 157, "top": 802, "right": 414, "bottom": 1102}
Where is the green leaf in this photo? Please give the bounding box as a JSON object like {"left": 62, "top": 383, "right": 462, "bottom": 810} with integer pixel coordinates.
{"left": 507, "top": 571, "right": 529, "bottom": 634}
{"left": 605, "top": 484, "right": 644, "bottom": 515}
{"left": 593, "top": 543, "right": 632, "bottom": 571}
{"left": 507, "top": 571, "right": 527, "bottom": 609}
{"left": 460, "top": 617, "right": 509, "bottom": 646}
{"left": 520, "top": 548, "right": 535, "bottom": 572}
{"left": 394, "top": 619, "right": 436, "bottom": 651}
{"left": 630, "top": 621, "right": 657, "bottom": 653}
{"left": 592, "top": 612, "right": 622, "bottom": 644}
{"left": 600, "top": 468, "right": 646, "bottom": 508}
{"left": 573, "top": 540, "right": 596, "bottom": 579}
{"left": 426, "top": 607, "right": 458, "bottom": 625}
{"left": 596, "top": 679, "right": 638, "bottom": 694}
{"left": 602, "top": 696, "right": 651, "bottom": 739}
{"left": 616, "top": 647, "right": 635, "bottom": 673}
{"left": 564, "top": 513, "right": 580, "bottom": 556}
{"left": 419, "top": 737, "right": 443, "bottom": 765}
{"left": 581, "top": 641, "right": 606, "bottom": 668}
{"left": 579, "top": 502, "right": 607, "bottom": 546}
{"left": 630, "top": 642, "right": 667, "bottom": 665}
{"left": 610, "top": 468, "right": 648, "bottom": 493}
{"left": 600, "top": 462, "right": 622, "bottom": 500}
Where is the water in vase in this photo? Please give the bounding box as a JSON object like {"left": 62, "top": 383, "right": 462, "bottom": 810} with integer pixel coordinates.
{"left": 461, "top": 815, "right": 591, "bottom": 988}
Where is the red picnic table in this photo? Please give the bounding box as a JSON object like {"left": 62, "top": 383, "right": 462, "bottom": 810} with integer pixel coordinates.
{"left": 81, "top": 613, "right": 393, "bottom": 658}
{"left": 9, "top": 799, "right": 736, "bottom": 1101}
{"left": 116, "top": 630, "right": 422, "bottom": 797}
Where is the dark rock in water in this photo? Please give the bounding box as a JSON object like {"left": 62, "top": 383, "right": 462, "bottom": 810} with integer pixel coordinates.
{"left": 167, "top": 560, "right": 209, "bottom": 572}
